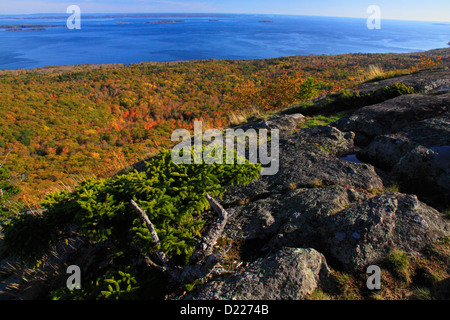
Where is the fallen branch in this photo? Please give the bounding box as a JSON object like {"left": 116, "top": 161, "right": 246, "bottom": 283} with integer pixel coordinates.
{"left": 189, "top": 193, "right": 233, "bottom": 265}
{"left": 130, "top": 200, "right": 179, "bottom": 280}
{"left": 180, "top": 243, "right": 232, "bottom": 284}
{"left": 130, "top": 193, "right": 233, "bottom": 284}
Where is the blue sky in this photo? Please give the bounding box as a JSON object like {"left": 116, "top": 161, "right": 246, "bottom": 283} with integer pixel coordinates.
{"left": 1, "top": 0, "right": 449, "bottom": 22}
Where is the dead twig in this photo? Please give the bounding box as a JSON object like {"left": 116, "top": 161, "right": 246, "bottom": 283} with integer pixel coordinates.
{"left": 130, "top": 193, "right": 233, "bottom": 285}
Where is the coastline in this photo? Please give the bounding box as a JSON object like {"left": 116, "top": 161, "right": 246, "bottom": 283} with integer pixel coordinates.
{"left": 0, "top": 47, "right": 448, "bottom": 74}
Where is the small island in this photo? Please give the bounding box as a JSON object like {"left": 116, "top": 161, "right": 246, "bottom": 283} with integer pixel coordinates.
{"left": 0, "top": 24, "right": 65, "bottom": 31}
{"left": 146, "top": 20, "right": 185, "bottom": 24}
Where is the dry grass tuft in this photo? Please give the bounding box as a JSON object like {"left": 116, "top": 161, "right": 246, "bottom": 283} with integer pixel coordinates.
{"left": 228, "top": 106, "right": 263, "bottom": 126}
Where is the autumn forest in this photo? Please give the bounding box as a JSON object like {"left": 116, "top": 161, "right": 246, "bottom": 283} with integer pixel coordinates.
{"left": 0, "top": 51, "right": 444, "bottom": 209}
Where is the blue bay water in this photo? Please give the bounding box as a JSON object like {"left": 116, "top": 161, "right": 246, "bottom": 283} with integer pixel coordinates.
{"left": 0, "top": 13, "right": 448, "bottom": 70}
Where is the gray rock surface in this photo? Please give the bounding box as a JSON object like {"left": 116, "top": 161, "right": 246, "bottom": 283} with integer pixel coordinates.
{"left": 224, "top": 186, "right": 369, "bottom": 242}
{"left": 337, "top": 93, "right": 449, "bottom": 139}
{"left": 392, "top": 145, "right": 450, "bottom": 201}
{"left": 356, "top": 68, "right": 450, "bottom": 95}
{"left": 329, "top": 69, "right": 449, "bottom": 204}
{"left": 273, "top": 129, "right": 383, "bottom": 191}
{"left": 358, "top": 112, "right": 450, "bottom": 170}
{"left": 222, "top": 125, "right": 384, "bottom": 207}
{"left": 261, "top": 113, "right": 306, "bottom": 133}
{"left": 322, "top": 192, "right": 449, "bottom": 270}
{"left": 190, "top": 247, "right": 334, "bottom": 300}
{"left": 234, "top": 113, "right": 306, "bottom": 134}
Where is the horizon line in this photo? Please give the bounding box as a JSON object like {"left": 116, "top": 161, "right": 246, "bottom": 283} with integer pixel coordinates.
{"left": 0, "top": 12, "right": 449, "bottom": 23}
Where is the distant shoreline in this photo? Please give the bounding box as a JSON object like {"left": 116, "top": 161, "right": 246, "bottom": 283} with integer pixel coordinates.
{"left": 1, "top": 48, "right": 448, "bottom": 74}
{"left": 0, "top": 13, "right": 449, "bottom": 24}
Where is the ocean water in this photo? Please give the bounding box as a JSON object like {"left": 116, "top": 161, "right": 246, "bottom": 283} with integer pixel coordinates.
{"left": 0, "top": 13, "right": 448, "bottom": 70}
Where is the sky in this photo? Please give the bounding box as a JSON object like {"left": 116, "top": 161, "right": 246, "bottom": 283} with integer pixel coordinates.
{"left": 1, "top": 0, "right": 449, "bottom": 22}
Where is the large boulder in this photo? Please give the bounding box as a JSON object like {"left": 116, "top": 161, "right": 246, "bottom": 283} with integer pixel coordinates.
{"left": 392, "top": 145, "right": 450, "bottom": 203}
{"left": 337, "top": 93, "right": 449, "bottom": 141}
{"left": 265, "top": 186, "right": 370, "bottom": 250}
{"left": 272, "top": 146, "right": 383, "bottom": 191}
{"left": 321, "top": 192, "right": 450, "bottom": 271}
{"left": 190, "top": 247, "right": 334, "bottom": 300}
{"left": 354, "top": 111, "right": 450, "bottom": 204}
{"left": 358, "top": 112, "right": 450, "bottom": 170}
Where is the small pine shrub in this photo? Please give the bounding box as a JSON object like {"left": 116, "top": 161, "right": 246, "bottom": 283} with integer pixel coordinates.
{"left": 295, "top": 77, "right": 321, "bottom": 101}
{"left": 2, "top": 147, "right": 261, "bottom": 266}
{"left": 381, "top": 82, "right": 416, "bottom": 98}
{"left": 51, "top": 267, "right": 140, "bottom": 300}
